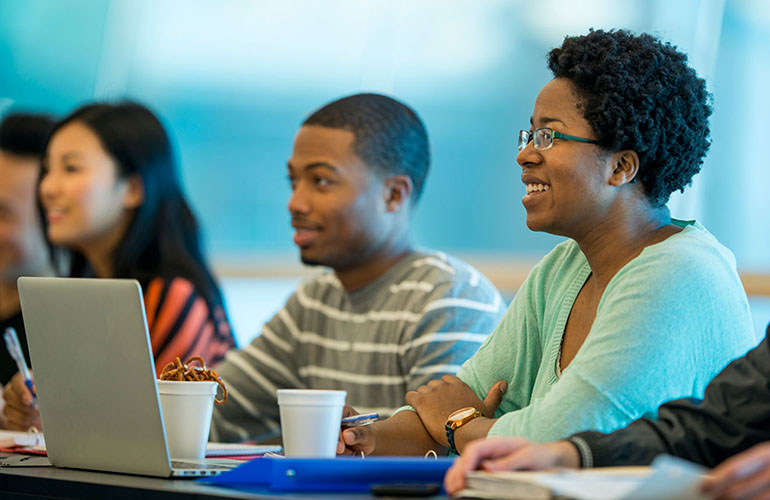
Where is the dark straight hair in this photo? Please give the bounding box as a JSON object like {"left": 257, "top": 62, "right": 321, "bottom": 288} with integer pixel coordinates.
{"left": 41, "top": 101, "right": 226, "bottom": 317}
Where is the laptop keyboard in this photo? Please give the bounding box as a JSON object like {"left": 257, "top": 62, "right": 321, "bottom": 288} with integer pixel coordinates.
{"left": 171, "top": 460, "right": 231, "bottom": 470}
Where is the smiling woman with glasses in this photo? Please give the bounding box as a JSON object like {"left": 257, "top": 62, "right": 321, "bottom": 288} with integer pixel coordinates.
{"left": 337, "top": 29, "right": 756, "bottom": 461}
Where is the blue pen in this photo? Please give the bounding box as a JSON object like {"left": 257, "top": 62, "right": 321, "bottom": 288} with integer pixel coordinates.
{"left": 341, "top": 412, "right": 379, "bottom": 428}
{"left": 3, "top": 327, "right": 37, "bottom": 404}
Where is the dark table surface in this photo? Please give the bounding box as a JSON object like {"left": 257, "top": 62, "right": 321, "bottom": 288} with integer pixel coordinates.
{"left": 0, "top": 453, "right": 448, "bottom": 500}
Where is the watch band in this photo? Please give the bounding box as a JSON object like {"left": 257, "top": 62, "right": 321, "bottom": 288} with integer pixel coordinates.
{"left": 445, "top": 421, "right": 460, "bottom": 455}
{"left": 445, "top": 408, "right": 483, "bottom": 455}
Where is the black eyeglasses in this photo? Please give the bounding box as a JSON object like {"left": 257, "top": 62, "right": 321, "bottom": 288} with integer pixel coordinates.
{"left": 518, "top": 128, "right": 599, "bottom": 152}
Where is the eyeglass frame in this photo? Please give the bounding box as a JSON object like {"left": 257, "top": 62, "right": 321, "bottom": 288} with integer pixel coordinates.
{"left": 518, "top": 128, "right": 600, "bottom": 152}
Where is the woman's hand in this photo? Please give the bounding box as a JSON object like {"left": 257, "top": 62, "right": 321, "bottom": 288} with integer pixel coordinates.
{"left": 405, "top": 374, "right": 506, "bottom": 447}
{"left": 701, "top": 442, "right": 770, "bottom": 500}
{"left": 2, "top": 372, "right": 41, "bottom": 430}
{"left": 444, "top": 437, "right": 581, "bottom": 495}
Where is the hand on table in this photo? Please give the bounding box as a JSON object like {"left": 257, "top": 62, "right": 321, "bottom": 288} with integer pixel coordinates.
{"left": 337, "top": 404, "right": 376, "bottom": 456}
{"left": 2, "top": 371, "right": 41, "bottom": 431}
{"left": 444, "top": 437, "right": 581, "bottom": 495}
{"left": 405, "top": 374, "right": 507, "bottom": 447}
{"left": 702, "top": 442, "right": 770, "bottom": 500}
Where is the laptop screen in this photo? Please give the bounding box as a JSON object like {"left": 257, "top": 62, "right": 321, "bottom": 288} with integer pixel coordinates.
{"left": 18, "top": 277, "right": 174, "bottom": 477}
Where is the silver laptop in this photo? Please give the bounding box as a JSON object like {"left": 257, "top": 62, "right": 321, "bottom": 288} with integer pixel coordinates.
{"left": 18, "top": 277, "right": 237, "bottom": 478}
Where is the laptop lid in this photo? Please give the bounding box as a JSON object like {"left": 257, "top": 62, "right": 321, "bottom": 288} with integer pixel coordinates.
{"left": 18, "top": 277, "right": 176, "bottom": 477}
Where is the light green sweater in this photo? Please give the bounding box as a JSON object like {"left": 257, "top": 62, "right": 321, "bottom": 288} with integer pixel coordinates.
{"left": 403, "top": 221, "right": 757, "bottom": 444}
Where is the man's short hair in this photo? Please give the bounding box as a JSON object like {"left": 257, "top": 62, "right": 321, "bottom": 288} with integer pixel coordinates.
{"left": 0, "top": 113, "right": 56, "bottom": 157}
{"left": 302, "top": 93, "right": 430, "bottom": 203}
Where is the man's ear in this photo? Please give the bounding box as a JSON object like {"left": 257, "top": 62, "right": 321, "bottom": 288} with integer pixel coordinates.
{"left": 609, "top": 150, "right": 640, "bottom": 186}
{"left": 123, "top": 174, "right": 145, "bottom": 210}
{"left": 383, "top": 175, "right": 413, "bottom": 212}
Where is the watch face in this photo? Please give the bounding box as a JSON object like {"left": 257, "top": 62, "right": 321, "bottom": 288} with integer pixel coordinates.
{"left": 450, "top": 407, "right": 477, "bottom": 421}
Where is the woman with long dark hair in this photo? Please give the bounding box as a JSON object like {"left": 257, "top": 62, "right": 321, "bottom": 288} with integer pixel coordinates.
{"left": 3, "top": 102, "right": 236, "bottom": 429}
{"left": 43, "top": 102, "right": 235, "bottom": 364}
{"left": 3, "top": 102, "right": 238, "bottom": 430}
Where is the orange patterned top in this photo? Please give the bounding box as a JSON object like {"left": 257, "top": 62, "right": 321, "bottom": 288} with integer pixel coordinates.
{"left": 143, "top": 276, "right": 235, "bottom": 375}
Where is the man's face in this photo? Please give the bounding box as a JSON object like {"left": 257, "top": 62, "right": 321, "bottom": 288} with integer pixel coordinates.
{"left": 0, "top": 150, "right": 47, "bottom": 280}
{"left": 287, "top": 125, "right": 390, "bottom": 270}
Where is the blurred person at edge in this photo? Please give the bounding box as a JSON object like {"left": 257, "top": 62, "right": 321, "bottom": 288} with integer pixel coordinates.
{"left": 0, "top": 113, "right": 55, "bottom": 397}
{"left": 2, "top": 102, "right": 236, "bottom": 430}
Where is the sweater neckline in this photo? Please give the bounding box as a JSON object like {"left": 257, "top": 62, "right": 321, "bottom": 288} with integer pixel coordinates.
{"left": 548, "top": 219, "right": 701, "bottom": 382}
{"left": 342, "top": 250, "right": 427, "bottom": 304}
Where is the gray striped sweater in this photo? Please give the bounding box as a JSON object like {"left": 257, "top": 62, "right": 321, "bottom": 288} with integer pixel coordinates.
{"left": 210, "top": 250, "right": 505, "bottom": 442}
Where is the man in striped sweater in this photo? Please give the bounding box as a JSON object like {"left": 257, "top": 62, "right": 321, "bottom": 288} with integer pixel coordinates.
{"left": 210, "top": 94, "right": 505, "bottom": 442}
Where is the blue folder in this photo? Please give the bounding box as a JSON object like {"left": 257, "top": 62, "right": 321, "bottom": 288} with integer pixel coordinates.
{"left": 199, "top": 456, "right": 455, "bottom": 492}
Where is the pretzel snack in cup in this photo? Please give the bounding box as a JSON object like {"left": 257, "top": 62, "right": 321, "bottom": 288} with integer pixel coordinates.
{"left": 159, "top": 356, "right": 227, "bottom": 405}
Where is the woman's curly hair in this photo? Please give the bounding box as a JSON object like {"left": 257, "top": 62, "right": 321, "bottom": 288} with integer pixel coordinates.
{"left": 548, "top": 29, "right": 712, "bottom": 205}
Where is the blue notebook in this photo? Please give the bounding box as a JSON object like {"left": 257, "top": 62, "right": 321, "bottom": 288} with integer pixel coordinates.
{"left": 199, "top": 456, "right": 454, "bottom": 492}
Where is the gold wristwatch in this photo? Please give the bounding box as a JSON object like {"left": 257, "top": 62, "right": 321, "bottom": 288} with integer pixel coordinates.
{"left": 445, "top": 406, "right": 483, "bottom": 455}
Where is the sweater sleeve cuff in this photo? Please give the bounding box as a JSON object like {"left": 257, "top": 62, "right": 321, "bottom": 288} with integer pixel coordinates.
{"left": 570, "top": 430, "right": 621, "bottom": 468}
{"left": 567, "top": 435, "right": 594, "bottom": 468}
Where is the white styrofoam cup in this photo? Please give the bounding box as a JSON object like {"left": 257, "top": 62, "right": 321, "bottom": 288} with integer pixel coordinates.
{"left": 277, "top": 389, "right": 347, "bottom": 457}
{"left": 157, "top": 380, "right": 218, "bottom": 460}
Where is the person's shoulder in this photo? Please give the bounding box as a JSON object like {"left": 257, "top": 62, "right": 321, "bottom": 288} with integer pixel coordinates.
{"left": 402, "top": 250, "right": 478, "bottom": 285}
{"left": 401, "top": 250, "right": 503, "bottom": 301}
{"left": 635, "top": 220, "right": 736, "bottom": 269}
{"left": 143, "top": 275, "right": 208, "bottom": 311}
{"left": 145, "top": 275, "right": 196, "bottom": 295}
{"left": 611, "top": 221, "right": 744, "bottom": 297}
{"left": 142, "top": 275, "right": 218, "bottom": 333}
